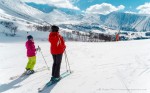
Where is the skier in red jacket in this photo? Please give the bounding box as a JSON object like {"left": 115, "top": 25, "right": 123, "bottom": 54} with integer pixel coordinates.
{"left": 116, "top": 33, "right": 119, "bottom": 41}
{"left": 49, "top": 25, "right": 66, "bottom": 81}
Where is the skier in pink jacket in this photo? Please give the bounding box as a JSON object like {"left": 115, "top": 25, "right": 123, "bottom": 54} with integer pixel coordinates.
{"left": 25, "top": 35, "right": 39, "bottom": 75}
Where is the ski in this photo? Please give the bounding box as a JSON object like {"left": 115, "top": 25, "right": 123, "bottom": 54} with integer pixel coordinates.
{"left": 9, "top": 66, "right": 49, "bottom": 80}
{"left": 38, "top": 71, "right": 73, "bottom": 92}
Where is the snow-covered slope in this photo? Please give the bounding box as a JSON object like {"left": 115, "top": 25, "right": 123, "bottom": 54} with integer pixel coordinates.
{"left": 1, "top": 33, "right": 150, "bottom": 93}
{"left": 0, "top": 0, "right": 45, "bottom": 23}
{"left": 0, "top": 0, "right": 79, "bottom": 27}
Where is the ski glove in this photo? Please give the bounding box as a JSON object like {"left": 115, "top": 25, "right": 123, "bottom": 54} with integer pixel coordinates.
{"left": 36, "top": 47, "right": 41, "bottom": 52}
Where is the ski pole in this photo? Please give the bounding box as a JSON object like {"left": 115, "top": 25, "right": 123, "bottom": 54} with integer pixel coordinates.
{"left": 38, "top": 46, "right": 50, "bottom": 70}
{"left": 64, "top": 53, "right": 68, "bottom": 72}
{"left": 64, "top": 50, "right": 71, "bottom": 73}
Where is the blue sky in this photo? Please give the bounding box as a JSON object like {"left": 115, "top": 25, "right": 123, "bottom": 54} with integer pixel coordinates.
{"left": 73, "top": 0, "right": 148, "bottom": 12}
{"left": 22, "top": 0, "right": 150, "bottom": 14}
{"left": 73, "top": 0, "right": 150, "bottom": 13}
{"left": 73, "top": 0, "right": 150, "bottom": 14}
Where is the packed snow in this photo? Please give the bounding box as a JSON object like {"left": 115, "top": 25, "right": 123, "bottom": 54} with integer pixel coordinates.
{"left": 0, "top": 31, "right": 150, "bottom": 93}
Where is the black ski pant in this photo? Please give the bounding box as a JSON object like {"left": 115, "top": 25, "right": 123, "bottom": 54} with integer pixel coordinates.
{"left": 52, "top": 54, "right": 63, "bottom": 78}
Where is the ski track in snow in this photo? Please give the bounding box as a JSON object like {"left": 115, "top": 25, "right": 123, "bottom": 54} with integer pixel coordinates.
{"left": 1, "top": 38, "right": 150, "bottom": 93}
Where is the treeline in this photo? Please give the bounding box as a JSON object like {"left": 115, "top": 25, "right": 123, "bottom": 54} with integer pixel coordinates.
{"left": 0, "top": 21, "right": 18, "bottom": 36}
{"left": 60, "top": 30, "right": 116, "bottom": 42}
{"left": 34, "top": 25, "right": 51, "bottom": 31}
{"left": 30, "top": 24, "right": 116, "bottom": 42}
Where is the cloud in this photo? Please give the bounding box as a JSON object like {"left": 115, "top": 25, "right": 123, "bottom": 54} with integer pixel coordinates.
{"left": 125, "top": 11, "right": 137, "bottom": 14}
{"left": 51, "top": 0, "right": 79, "bottom": 10}
{"left": 21, "top": 0, "right": 80, "bottom": 10}
{"left": 137, "top": 3, "right": 150, "bottom": 14}
{"left": 21, "top": 0, "right": 47, "bottom": 4}
{"left": 85, "top": 3, "right": 125, "bottom": 15}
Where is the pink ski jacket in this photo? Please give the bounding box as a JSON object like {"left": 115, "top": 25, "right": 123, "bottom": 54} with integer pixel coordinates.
{"left": 26, "top": 40, "right": 36, "bottom": 57}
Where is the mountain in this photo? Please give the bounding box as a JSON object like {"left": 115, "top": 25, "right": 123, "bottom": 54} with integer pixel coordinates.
{"left": 103, "top": 12, "right": 150, "bottom": 31}
{"left": 26, "top": 2, "right": 82, "bottom": 15}
{"left": 25, "top": 2, "right": 56, "bottom": 13}
{"left": 57, "top": 12, "right": 150, "bottom": 32}
{"left": 0, "top": 0, "right": 45, "bottom": 23}
{"left": 25, "top": 2, "right": 82, "bottom": 24}
{"left": 0, "top": 0, "right": 149, "bottom": 33}
{"left": 0, "top": 0, "right": 79, "bottom": 25}
{"left": 23, "top": 2, "right": 150, "bottom": 32}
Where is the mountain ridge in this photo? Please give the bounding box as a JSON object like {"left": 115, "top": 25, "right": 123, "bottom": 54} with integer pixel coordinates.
{"left": 0, "top": 0, "right": 149, "bottom": 32}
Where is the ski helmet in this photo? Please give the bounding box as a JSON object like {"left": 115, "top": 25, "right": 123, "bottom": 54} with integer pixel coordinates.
{"left": 27, "top": 35, "right": 33, "bottom": 40}
{"left": 51, "top": 25, "right": 59, "bottom": 32}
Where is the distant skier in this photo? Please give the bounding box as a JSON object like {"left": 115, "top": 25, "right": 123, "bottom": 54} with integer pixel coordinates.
{"left": 25, "top": 35, "right": 40, "bottom": 75}
{"left": 49, "top": 25, "right": 66, "bottom": 82}
{"left": 116, "top": 33, "right": 119, "bottom": 41}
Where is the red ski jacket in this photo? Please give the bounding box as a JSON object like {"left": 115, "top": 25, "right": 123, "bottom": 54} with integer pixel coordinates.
{"left": 49, "top": 32, "right": 66, "bottom": 55}
{"left": 116, "top": 34, "right": 119, "bottom": 41}
{"left": 26, "top": 40, "right": 36, "bottom": 57}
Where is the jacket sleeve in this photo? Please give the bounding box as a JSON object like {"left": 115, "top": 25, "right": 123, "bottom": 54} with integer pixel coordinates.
{"left": 31, "top": 42, "right": 36, "bottom": 52}
{"left": 48, "top": 33, "right": 51, "bottom": 43}
{"left": 60, "top": 35, "right": 66, "bottom": 49}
